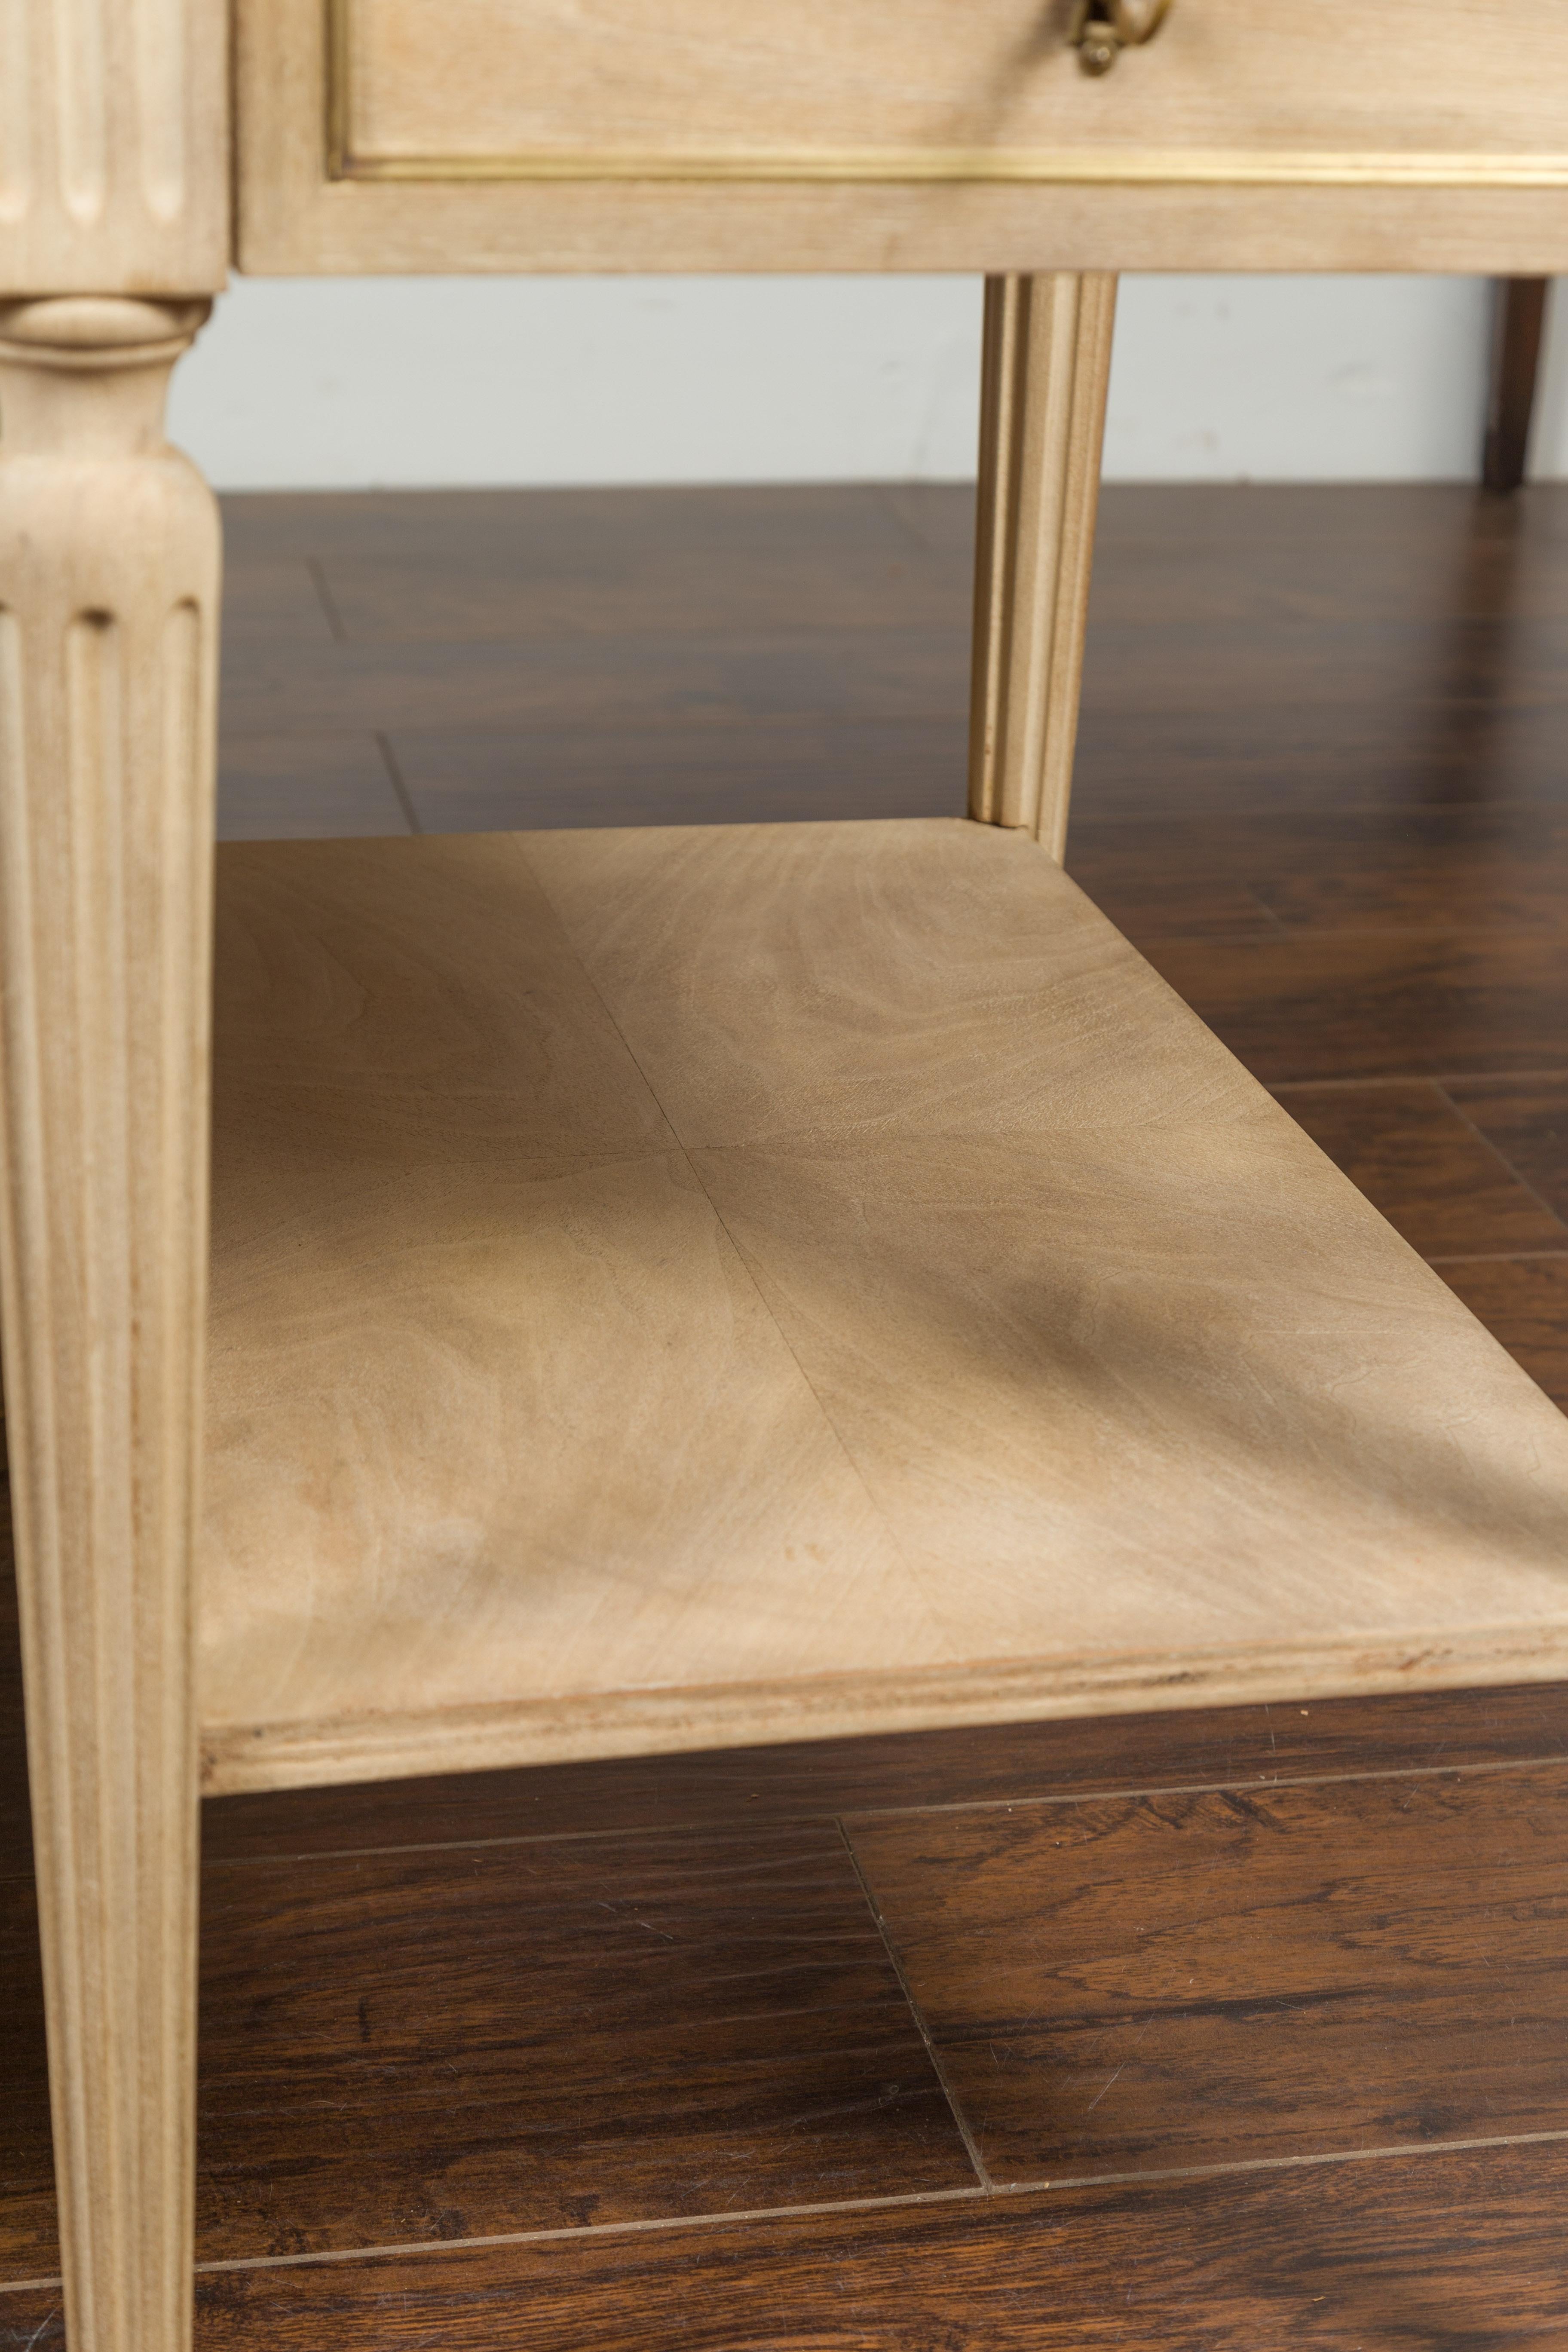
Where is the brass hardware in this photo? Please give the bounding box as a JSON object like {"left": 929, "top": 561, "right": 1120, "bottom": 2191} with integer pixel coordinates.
{"left": 1076, "top": 17, "right": 1121, "bottom": 76}
{"left": 1069, "top": 0, "right": 1172, "bottom": 75}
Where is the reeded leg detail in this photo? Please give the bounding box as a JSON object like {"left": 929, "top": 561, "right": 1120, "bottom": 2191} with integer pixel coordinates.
{"left": 0, "top": 295, "right": 219, "bottom": 2352}
{"left": 968, "top": 273, "right": 1117, "bottom": 859}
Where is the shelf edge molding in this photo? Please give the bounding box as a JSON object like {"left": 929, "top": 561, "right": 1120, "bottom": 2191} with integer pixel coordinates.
{"left": 201, "top": 1618, "right": 1568, "bottom": 1795}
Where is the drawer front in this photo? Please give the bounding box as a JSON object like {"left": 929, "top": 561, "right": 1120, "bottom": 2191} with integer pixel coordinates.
{"left": 235, "top": 0, "right": 1568, "bottom": 275}
{"left": 333, "top": 0, "right": 1568, "bottom": 185}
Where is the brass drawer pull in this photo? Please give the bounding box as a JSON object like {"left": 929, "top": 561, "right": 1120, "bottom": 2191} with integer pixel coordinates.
{"left": 1069, "top": 0, "right": 1173, "bottom": 75}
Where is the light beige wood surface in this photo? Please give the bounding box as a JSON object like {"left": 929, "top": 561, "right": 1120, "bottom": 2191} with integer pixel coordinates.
{"left": 0, "top": 0, "right": 227, "bottom": 294}
{"left": 970, "top": 273, "right": 1115, "bottom": 855}
{"left": 236, "top": 0, "right": 1568, "bottom": 275}
{"left": 22, "top": 4, "right": 1568, "bottom": 2343}
{"left": 0, "top": 296, "right": 218, "bottom": 2352}
{"left": 199, "top": 821, "right": 1568, "bottom": 1796}
{"left": 334, "top": 0, "right": 1568, "bottom": 178}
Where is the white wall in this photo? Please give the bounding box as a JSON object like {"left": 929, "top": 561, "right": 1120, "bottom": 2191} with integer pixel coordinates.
{"left": 1106, "top": 276, "right": 1494, "bottom": 481}
{"left": 167, "top": 273, "right": 1549, "bottom": 492}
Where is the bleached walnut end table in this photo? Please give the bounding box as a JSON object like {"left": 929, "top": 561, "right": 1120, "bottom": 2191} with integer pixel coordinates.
{"left": 6, "top": 4, "right": 1568, "bottom": 2346}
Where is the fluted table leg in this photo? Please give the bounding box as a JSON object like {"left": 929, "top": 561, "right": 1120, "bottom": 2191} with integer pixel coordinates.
{"left": 0, "top": 294, "right": 219, "bottom": 2352}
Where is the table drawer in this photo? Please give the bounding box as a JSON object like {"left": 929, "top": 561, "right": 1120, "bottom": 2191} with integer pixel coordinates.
{"left": 331, "top": 0, "right": 1567, "bottom": 183}
{"left": 236, "top": 0, "right": 1568, "bottom": 274}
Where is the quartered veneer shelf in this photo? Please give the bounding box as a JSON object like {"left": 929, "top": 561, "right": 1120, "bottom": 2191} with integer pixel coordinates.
{"left": 199, "top": 817, "right": 1568, "bottom": 1795}
{"left": 14, "top": 0, "right": 1568, "bottom": 2335}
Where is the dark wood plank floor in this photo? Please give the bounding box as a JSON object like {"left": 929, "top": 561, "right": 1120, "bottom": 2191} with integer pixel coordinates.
{"left": 4, "top": 482, "right": 1568, "bottom": 2348}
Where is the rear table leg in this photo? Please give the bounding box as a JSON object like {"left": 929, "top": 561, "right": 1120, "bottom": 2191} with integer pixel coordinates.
{"left": 969, "top": 273, "right": 1117, "bottom": 860}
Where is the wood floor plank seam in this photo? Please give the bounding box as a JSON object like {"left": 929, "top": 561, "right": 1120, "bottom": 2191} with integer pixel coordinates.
{"left": 173, "top": 2125, "right": 1568, "bottom": 2259}
{"left": 834, "top": 1817, "right": 993, "bottom": 2193}
{"left": 371, "top": 731, "right": 421, "bottom": 834}
{"left": 190, "top": 2186, "right": 992, "bottom": 2277}
{"left": 0, "top": 2189, "right": 994, "bottom": 2300}
{"left": 303, "top": 558, "right": 348, "bottom": 646}
{"left": 1427, "top": 1247, "right": 1568, "bottom": 1266}
{"left": 1435, "top": 1079, "right": 1568, "bottom": 1239}
{"left": 12, "top": 2123, "right": 1568, "bottom": 2299}
{"left": 980, "top": 2124, "right": 1568, "bottom": 2198}
{"left": 876, "top": 482, "right": 949, "bottom": 563}
{"left": 1270, "top": 1069, "right": 1568, "bottom": 1093}
{"left": 841, "top": 1747, "right": 1568, "bottom": 1825}
{"left": 179, "top": 1746, "right": 1568, "bottom": 1875}
{"left": 845, "top": 1755, "right": 1568, "bottom": 2195}
{"left": 12, "top": 484, "right": 1568, "bottom": 2330}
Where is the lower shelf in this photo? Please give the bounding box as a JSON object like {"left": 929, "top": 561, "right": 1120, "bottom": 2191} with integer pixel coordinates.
{"left": 199, "top": 818, "right": 1568, "bottom": 1794}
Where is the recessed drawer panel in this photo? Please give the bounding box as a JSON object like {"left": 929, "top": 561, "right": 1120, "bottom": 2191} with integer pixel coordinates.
{"left": 332, "top": 0, "right": 1568, "bottom": 183}
{"left": 236, "top": 0, "right": 1568, "bottom": 273}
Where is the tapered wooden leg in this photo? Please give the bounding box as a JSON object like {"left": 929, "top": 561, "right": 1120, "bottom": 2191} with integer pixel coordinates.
{"left": 1483, "top": 277, "right": 1550, "bottom": 495}
{"left": 968, "top": 273, "right": 1117, "bottom": 859}
{"left": 0, "top": 296, "right": 219, "bottom": 2352}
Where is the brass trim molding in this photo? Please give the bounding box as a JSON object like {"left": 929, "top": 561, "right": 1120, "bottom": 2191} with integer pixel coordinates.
{"left": 331, "top": 146, "right": 1568, "bottom": 190}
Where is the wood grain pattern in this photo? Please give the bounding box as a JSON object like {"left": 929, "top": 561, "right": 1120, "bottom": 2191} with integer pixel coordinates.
{"left": 202, "top": 832, "right": 919, "bottom": 1777}
{"left": 4, "top": 2141, "right": 1563, "bottom": 2350}
{"left": 518, "top": 816, "right": 1267, "bottom": 1144}
{"left": 194, "top": 1825, "right": 972, "bottom": 2258}
{"left": 848, "top": 1761, "right": 1568, "bottom": 2182}
{"left": 333, "top": 0, "right": 1568, "bottom": 180}
{"left": 21, "top": 1424, "right": 1568, "bottom": 2275}
{"left": 0, "top": 298, "right": 219, "bottom": 2352}
{"left": 2, "top": 1818, "right": 970, "bottom": 2278}
{"left": 21, "top": 1671, "right": 1568, "bottom": 2297}
{"left": 235, "top": 0, "right": 1568, "bottom": 276}
{"left": 969, "top": 274, "right": 1115, "bottom": 854}
{"left": 0, "top": 0, "right": 227, "bottom": 293}
{"left": 15, "top": 463, "right": 1568, "bottom": 2347}
{"left": 199, "top": 817, "right": 1568, "bottom": 1795}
